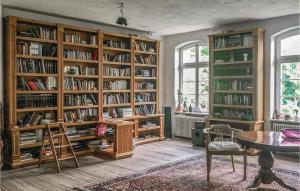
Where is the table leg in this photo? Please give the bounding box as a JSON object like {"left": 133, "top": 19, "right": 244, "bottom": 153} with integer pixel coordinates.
{"left": 248, "top": 150, "right": 296, "bottom": 191}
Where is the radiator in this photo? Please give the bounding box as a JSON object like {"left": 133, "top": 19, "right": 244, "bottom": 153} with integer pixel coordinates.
{"left": 174, "top": 115, "right": 204, "bottom": 138}
{"left": 271, "top": 121, "right": 300, "bottom": 131}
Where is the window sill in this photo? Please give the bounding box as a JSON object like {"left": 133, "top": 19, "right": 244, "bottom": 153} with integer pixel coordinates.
{"left": 174, "top": 111, "right": 209, "bottom": 117}
{"left": 269, "top": 119, "right": 300, "bottom": 125}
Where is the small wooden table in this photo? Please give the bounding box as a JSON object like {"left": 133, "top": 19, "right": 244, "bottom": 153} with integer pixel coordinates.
{"left": 237, "top": 131, "right": 300, "bottom": 191}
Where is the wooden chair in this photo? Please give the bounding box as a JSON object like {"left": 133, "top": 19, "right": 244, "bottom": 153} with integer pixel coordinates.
{"left": 203, "top": 124, "right": 247, "bottom": 181}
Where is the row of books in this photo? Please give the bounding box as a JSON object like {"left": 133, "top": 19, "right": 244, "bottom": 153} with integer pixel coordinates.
{"left": 104, "top": 93, "right": 130, "bottom": 105}
{"left": 64, "top": 77, "right": 97, "bottom": 91}
{"left": 214, "top": 94, "right": 252, "bottom": 105}
{"left": 134, "top": 82, "right": 155, "bottom": 90}
{"left": 17, "top": 25, "right": 57, "bottom": 40}
{"left": 103, "top": 39, "right": 130, "bottom": 49}
{"left": 214, "top": 65, "right": 252, "bottom": 76}
{"left": 215, "top": 109, "right": 253, "bottom": 121}
{"left": 64, "top": 34, "right": 97, "bottom": 45}
{"left": 135, "top": 68, "right": 156, "bottom": 77}
{"left": 64, "top": 109, "right": 98, "bottom": 122}
{"left": 214, "top": 33, "right": 253, "bottom": 49}
{"left": 135, "top": 42, "right": 155, "bottom": 52}
{"left": 214, "top": 79, "right": 253, "bottom": 91}
{"left": 17, "top": 42, "right": 57, "bottom": 57}
{"left": 63, "top": 49, "right": 97, "bottom": 60}
{"left": 134, "top": 55, "right": 156, "bottom": 65}
{"left": 104, "top": 66, "right": 130, "bottom": 76}
{"left": 66, "top": 126, "right": 96, "bottom": 138}
{"left": 135, "top": 105, "right": 155, "bottom": 115}
{"left": 64, "top": 94, "right": 97, "bottom": 106}
{"left": 17, "top": 112, "right": 55, "bottom": 127}
{"left": 103, "top": 53, "right": 130, "bottom": 63}
{"left": 17, "top": 94, "right": 57, "bottom": 108}
{"left": 135, "top": 93, "right": 156, "bottom": 102}
{"left": 20, "top": 132, "right": 37, "bottom": 144}
{"left": 17, "top": 59, "right": 57, "bottom": 74}
{"left": 64, "top": 65, "right": 97, "bottom": 75}
{"left": 103, "top": 80, "right": 128, "bottom": 90}
{"left": 17, "top": 77, "right": 57, "bottom": 91}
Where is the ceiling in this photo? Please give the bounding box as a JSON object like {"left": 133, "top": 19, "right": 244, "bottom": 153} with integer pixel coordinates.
{"left": 2, "top": 0, "right": 300, "bottom": 35}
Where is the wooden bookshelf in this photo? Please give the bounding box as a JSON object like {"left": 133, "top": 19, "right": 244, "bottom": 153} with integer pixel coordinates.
{"left": 208, "top": 28, "right": 264, "bottom": 131}
{"left": 5, "top": 16, "right": 163, "bottom": 168}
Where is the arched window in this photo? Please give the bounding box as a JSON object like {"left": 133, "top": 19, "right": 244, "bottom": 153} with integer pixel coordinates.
{"left": 178, "top": 42, "right": 209, "bottom": 112}
{"left": 275, "top": 28, "right": 300, "bottom": 115}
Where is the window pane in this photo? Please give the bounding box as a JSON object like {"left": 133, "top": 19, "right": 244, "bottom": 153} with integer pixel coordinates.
{"left": 280, "top": 96, "right": 300, "bottom": 114}
{"left": 199, "top": 94, "right": 209, "bottom": 112}
{"left": 182, "top": 82, "right": 196, "bottom": 95}
{"left": 281, "top": 79, "right": 300, "bottom": 97}
{"left": 183, "top": 68, "right": 195, "bottom": 82}
{"left": 198, "top": 46, "right": 209, "bottom": 62}
{"left": 281, "top": 34, "right": 300, "bottom": 56}
{"left": 281, "top": 62, "right": 300, "bottom": 80}
{"left": 183, "top": 46, "right": 196, "bottom": 63}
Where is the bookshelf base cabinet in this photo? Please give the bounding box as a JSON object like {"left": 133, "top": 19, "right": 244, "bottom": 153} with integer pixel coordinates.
{"left": 5, "top": 16, "right": 162, "bottom": 168}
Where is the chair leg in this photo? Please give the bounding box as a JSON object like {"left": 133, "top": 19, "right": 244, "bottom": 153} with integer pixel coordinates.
{"left": 243, "top": 152, "right": 247, "bottom": 180}
{"left": 206, "top": 154, "right": 211, "bottom": 181}
{"left": 231, "top": 155, "right": 235, "bottom": 172}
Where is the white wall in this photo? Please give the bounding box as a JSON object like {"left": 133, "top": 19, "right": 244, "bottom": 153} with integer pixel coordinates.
{"left": 1, "top": 7, "right": 166, "bottom": 112}
{"left": 162, "top": 14, "right": 300, "bottom": 130}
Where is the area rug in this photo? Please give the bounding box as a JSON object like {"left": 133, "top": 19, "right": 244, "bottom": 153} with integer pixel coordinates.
{"left": 75, "top": 155, "right": 300, "bottom": 191}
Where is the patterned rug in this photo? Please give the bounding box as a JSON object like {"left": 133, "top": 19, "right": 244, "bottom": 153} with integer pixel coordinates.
{"left": 75, "top": 155, "right": 300, "bottom": 191}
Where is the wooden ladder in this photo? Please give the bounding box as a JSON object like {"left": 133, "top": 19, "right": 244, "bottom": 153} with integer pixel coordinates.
{"left": 38, "top": 122, "right": 80, "bottom": 172}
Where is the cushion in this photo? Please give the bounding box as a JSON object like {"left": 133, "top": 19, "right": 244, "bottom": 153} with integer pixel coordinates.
{"left": 208, "top": 141, "right": 241, "bottom": 151}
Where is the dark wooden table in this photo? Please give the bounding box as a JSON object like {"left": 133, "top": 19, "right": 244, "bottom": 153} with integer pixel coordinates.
{"left": 237, "top": 131, "right": 300, "bottom": 191}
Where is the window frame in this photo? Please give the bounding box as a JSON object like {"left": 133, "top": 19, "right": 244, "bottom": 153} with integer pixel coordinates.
{"left": 275, "top": 28, "right": 300, "bottom": 114}
{"left": 178, "top": 42, "right": 209, "bottom": 109}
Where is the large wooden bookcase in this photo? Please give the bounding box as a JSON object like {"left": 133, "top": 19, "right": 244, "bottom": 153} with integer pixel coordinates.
{"left": 208, "top": 28, "right": 264, "bottom": 131}
{"left": 5, "top": 16, "right": 163, "bottom": 168}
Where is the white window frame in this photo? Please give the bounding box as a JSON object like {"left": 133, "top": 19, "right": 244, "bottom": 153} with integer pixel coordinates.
{"left": 178, "top": 42, "right": 209, "bottom": 108}
{"left": 275, "top": 28, "right": 300, "bottom": 114}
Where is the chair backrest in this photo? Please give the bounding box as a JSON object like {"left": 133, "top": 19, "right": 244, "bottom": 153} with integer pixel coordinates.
{"left": 208, "top": 124, "right": 233, "bottom": 142}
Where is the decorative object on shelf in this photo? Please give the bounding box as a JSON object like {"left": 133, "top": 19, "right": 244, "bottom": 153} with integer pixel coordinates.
{"left": 243, "top": 53, "right": 248, "bottom": 61}
{"left": 116, "top": 3, "right": 127, "bottom": 26}
{"left": 175, "top": 89, "right": 183, "bottom": 112}
{"left": 284, "top": 114, "right": 292, "bottom": 121}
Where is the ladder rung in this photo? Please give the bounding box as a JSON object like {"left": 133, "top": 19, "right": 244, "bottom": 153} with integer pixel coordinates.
{"left": 57, "top": 156, "right": 75, "bottom": 161}
{"left": 52, "top": 133, "right": 66, "bottom": 137}
{"left": 54, "top": 144, "right": 71, "bottom": 148}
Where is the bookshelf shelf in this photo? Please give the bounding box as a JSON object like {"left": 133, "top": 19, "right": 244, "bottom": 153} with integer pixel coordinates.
{"left": 134, "top": 50, "right": 157, "bottom": 55}
{"left": 213, "top": 46, "right": 253, "bottom": 52}
{"left": 6, "top": 16, "right": 162, "bottom": 168}
{"left": 16, "top": 36, "right": 58, "bottom": 44}
{"left": 135, "top": 89, "right": 157, "bottom": 92}
{"left": 16, "top": 107, "right": 58, "bottom": 112}
{"left": 213, "top": 76, "right": 253, "bottom": 79}
{"left": 16, "top": 55, "right": 58, "bottom": 60}
{"left": 63, "top": 58, "right": 98, "bottom": 64}
{"left": 64, "top": 74, "right": 99, "bottom": 78}
{"left": 103, "top": 103, "right": 131, "bottom": 107}
{"left": 103, "top": 61, "right": 131, "bottom": 66}
{"left": 63, "top": 105, "right": 98, "bottom": 110}
{"left": 213, "top": 61, "right": 253, "bottom": 66}
{"left": 16, "top": 73, "right": 58, "bottom": 77}
{"left": 64, "top": 90, "right": 98, "bottom": 93}
{"left": 208, "top": 28, "right": 264, "bottom": 131}
{"left": 212, "top": 104, "right": 253, "bottom": 108}
{"left": 136, "top": 136, "right": 160, "bottom": 145}
{"left": 138, "top": 126, "right": 160, "bottom": 132}
{"left": 63, "top": 42, "right": 98, "bottom": 48}
{"left": 134, "top": 63, "right": 157, "bottom": 68}
{"left": 103, "top": 76, "right": 131, "bottom": 79}
{"left": 103, "top": 47, "right": 131, "bottom": 52}
{"left": 16, "top": 90, "right": 58, "bottom": 94}
{"left": 103, "top": 90, "right": 131, "bottom": 93}
{"left": 135, "top": 102, "right": 156, "bottom": 105}
{"left": 135, "top": 77, "right": 157, "bottom": 80}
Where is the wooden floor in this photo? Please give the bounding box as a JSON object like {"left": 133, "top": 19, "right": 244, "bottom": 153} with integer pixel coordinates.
{"left": 1, "top": 138, "right": 299, "bottom": 191}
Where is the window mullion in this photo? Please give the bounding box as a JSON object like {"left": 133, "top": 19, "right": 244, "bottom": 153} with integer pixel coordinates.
{"left": 195, "top": 66, "right": 199, "bottom": 108}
